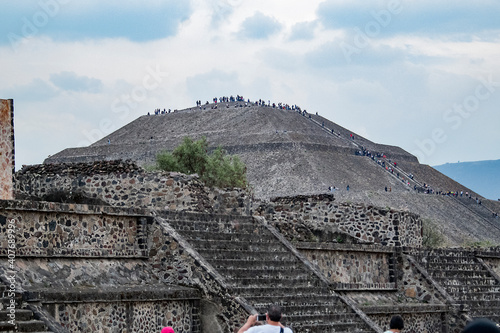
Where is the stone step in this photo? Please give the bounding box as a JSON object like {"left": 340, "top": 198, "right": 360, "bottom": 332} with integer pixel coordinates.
{"left": 446, "top": 285, "right": 500, "bottom": 294}
{"left": 426, "top": 263, "right": 487, "bottom": 271}
{"left": 469, "top": 313, "right": 500, "bottom": 323}
{"left": 291, "top": 321, "right": 371, "bottom": 333}
{"left": 288, "top": 312, "right": 363, "bottom": 323}
{"left": 209, "top": 257, "right": 299, "bottom": 268}
{"left": 198, "top": 249, "right": 295, "bottom": 260}
{"left": 226, "top": 276, "right": 321, "bottom": 289}
{"left": 222, "top": 267, "right": 314, "bottom": 276}
{"left": 223, "top": 270, "right": 314, "bottom": 283}
{"left": 451, "top": 291, "right": 500, "bottom": 301}
{"left": 167, "top": 219, "right": 258, "bottom": 233}
{"left": 249, "top": 294, "right": 343, "bottom": 308}
{"left": 428, "top": 269, "right": 493, "bottom": 279}
{"left": 1, "top": 296, "right": 23, "bottom": 308}
{"left": 0, "top": 320, "right": 47, "bottom": 332}
{"left": 173, "top": 224, "right": 275, "bottom": 238}
{"left": 178, "top": 229, "right": 276, "bottom": 242}
{"left": 187, "top": 239, "right": 286, "bottom": 252}
{"left": 164, "top": 213, "right": 254, "bottom": 224}
{"left": 253, "top": 304, "right": 351, "bottom": 317}
{"left": 470, "top": 305, "right": 500, "bottom": 314}
{"left": 419, "top": 255, "right": 477, "bottom": 267}
{"left": 466, "top": 299, "right": 500, "bottom": 308}
{"left": 216, "top": 264, "right": 310, "bottom": 275}
{"left": 434, "top": 276, "right": 498, "bottom": 286}
{"left": 0, "top": 309, "right": 34, "bottom": 321}
{"left": 232, "top": 286, "right": 330, "bottom": 298}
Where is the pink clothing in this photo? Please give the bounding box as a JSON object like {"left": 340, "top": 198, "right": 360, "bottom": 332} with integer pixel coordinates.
{"left": 161, "top": 327, "right": 175, "bottom": 333}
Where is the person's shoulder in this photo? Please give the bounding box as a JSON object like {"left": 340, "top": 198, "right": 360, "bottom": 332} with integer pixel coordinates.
{"left": 284, "top": 328, "right": 293, "bottom": 333}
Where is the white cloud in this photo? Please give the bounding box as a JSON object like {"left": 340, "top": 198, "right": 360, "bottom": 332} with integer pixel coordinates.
{"left": 3, "top": 78, "right": 58, "bottom": 102}
{"left": 317, "top": 0, "right": 500, "bottom": 37}
{"left": 1, "top": 0, "right": 192, "bottom": 46}
{"left": 50, "top": 71, "right": 102, "bottom": 93}
{"left": 288, "top": 21, "right": 318, "bottom": 41}
{"left": 237, "top": 12, "right": 282, "bottom": 39}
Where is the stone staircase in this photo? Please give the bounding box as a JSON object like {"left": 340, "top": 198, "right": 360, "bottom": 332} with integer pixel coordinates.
{"left": 414, "top": 249, "right": 500, "bottom": 323}
{"left": 0, "top": 284, "right": 51, "bottom": 333}
{"left": 164, "top": 213, "right": 377, "bottom": 333}
{"left": 455, "top": 196, "right": 500, "bottom": 230}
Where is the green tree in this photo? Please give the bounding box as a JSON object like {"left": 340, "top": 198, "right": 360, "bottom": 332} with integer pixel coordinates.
{"left": 155, "top": 137, "right": 247, "bottom": 189}
{"left": 422, "top": 218, "right": 445, "bottom": 248}
{"left": 204, "top": 147, "right": 247, "bottom": 188}
{"left": 172, "top": 136, "right": 208, "bottom": 175}
{"left": 156, "top": 151, "right": 179, "bottom": 171}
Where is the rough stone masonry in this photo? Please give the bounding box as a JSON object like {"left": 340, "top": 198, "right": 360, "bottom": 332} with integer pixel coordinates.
{"left": 0, "top": 99, "right": 15, "bottom": 200}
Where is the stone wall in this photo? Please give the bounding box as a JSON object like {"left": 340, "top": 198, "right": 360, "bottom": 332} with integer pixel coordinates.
{"left": 295, "top": 243, "right": 395, "bottom": 288}
{"left": 14, "top": 163, "right": 425, "bottom": 247}
{"left": 0, "top": 200, "right": 148, "bottom": 258}
{"left": 0, "top": 99, "right": 14, "bottom": 200}
{"left": 14, "top": 161, "right": 253, "bottom": 216}
{"left": 259, "top": 194, "right": 423, "bottom": 247}
{"left": 48, "top": 299, "right": 198, "bottom": 333}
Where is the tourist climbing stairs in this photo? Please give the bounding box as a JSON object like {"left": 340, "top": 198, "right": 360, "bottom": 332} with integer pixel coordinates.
{"left": 414, "top": 249, "right": 500, "bottom": 323}
{"left": 164, "top": 212, "right": 377, "bottom": 333}
{"left": 0, "top": 283, "right": 51, "bottom": 333}
{"left": 307, "top": 112, "right": 422, "bottom": 192}
{"left": 455, "top": 196, "right": 500, "bottom": 230}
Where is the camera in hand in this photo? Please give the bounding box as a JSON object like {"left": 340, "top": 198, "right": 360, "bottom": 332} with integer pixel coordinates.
{"left": 257, "top": 314, "right": 266, "bottom": 321}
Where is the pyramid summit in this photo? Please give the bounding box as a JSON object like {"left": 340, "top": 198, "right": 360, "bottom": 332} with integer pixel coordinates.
{"left": 45, "top": 98, "right": 500, "bottom": 246}
{"left": 46, "top": 99, "right": 417, "bottom": 197}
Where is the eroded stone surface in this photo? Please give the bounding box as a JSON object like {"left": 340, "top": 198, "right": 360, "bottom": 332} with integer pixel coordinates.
{"left": 0, "top": 99, "right": 14, "bottom": 200}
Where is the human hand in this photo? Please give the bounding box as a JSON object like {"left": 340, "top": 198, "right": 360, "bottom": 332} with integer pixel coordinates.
{"left": 246, "top": 314, "right": 258, "bottom": 326}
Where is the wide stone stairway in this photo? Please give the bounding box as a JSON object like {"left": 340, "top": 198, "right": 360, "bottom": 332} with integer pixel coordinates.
{"left": 165, "top": 213, "right": 377, "bottom": 333}
{"left": 414, "top": 249, "right": 500, "bottom": 323}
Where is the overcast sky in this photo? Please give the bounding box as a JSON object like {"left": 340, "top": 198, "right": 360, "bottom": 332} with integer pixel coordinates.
{"left": 2, "top": 0, "right": 500, "bottom": 169}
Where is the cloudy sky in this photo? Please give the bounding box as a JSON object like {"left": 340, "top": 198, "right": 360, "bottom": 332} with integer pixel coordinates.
{"left": 2, "top": 0, "right": 500, "bottom": 169}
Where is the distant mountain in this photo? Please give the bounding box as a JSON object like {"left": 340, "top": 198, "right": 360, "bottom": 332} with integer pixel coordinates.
{"left": 433, "top": 159, "right": 500, "bottom": 201}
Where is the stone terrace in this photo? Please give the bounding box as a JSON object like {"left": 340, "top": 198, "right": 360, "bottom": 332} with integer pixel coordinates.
{"left": 162, "top": 211, "right": 378, "bottom": 333}
{"left": 0, "top": 200, "right": 202, "bottom": 333}
{"left": 411, "top": 248, "right": 500, "bottom": 324}
{"left": 3, "top": 176, "right": 500, "bottom": 332}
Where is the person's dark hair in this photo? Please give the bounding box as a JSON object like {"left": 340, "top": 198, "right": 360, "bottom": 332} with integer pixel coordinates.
{"left": 267, "top": 305, "right": 282, "bottom": 322}
{"left": 389, "top": 315, "right": 404, "bottom": 330}
{"left": 462, "top": 319, "right": 500, "bottom": 333}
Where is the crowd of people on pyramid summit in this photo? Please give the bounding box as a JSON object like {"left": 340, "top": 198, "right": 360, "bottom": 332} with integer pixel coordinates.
{"left": 150, "top": 108, "right": 172, "bottom": 115}
{"left": 147, "top": 95, "right": 310, "bottom": 115}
